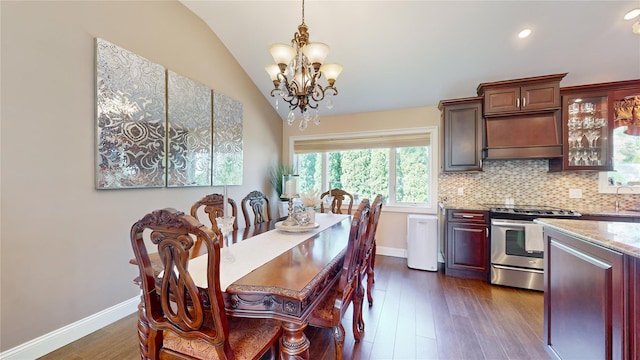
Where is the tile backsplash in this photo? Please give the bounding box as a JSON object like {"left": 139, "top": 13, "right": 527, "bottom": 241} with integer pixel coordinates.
{"left": 438, "top": 159, "right": 639, "bottom": 211}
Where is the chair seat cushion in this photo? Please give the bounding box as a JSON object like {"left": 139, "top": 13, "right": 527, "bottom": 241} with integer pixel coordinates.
{"left": 163, "top": 317, "right": 281, "bottom": 360}
{"left": 309, "top": 283, "right": 339, "bottom": 324}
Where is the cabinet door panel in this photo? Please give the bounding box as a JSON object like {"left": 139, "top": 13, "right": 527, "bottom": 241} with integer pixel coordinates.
{"left": 631, "top": 257, "right": 640, "bottom": 359}
{"left": 522, "top": 83, "right": 560, "bottom": 111}
{"left": 443, "top": 101, "right": 482, "bottom": 171}
{"left": 545, "top": 231, "right": 625, "bottom": 360}
{"left": 484, "top": 86, "right": 520, "bottom": 114}
{"left": 447, "top": 223, "right": 487, "bottom": 271}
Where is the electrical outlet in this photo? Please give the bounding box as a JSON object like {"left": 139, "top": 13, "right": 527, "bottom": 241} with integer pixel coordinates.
{"left": 569, "top": 188, "right": 583, "bottom": 199}
{"left": 457, "top": 187, "right": 464, "bottom": 196}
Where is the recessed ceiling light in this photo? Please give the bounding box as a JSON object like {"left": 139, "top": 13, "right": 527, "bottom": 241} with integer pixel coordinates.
{"left": 518, "top": 28, "right": 532, "bottom": 38}
{"left": 624, "top": 8, "right": 640, "bottom": 20}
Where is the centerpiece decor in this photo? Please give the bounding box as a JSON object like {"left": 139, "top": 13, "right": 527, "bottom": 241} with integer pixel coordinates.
{"left": 281, "top": 174, "right": 300, "bottom": 226}
{"left": 300, "top": 189, "right": 321, "bottom": 224}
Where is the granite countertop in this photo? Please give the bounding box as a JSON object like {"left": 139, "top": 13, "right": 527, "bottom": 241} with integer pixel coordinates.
{"left": 575, "top": 207, "right": 640, "bottom": 219}
{"left": 534, "top": 218, "right": 640, "bottom": 258}
{"left": 443, "top": 203, "right": 489, "bottom": 211}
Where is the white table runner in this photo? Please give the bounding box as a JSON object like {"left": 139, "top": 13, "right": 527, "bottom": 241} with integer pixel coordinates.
{"left": 189, "top": 213, "right": 349, "bottom": 291}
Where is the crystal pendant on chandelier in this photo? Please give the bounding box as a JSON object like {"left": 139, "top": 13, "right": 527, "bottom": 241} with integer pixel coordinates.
{"left": 287, "top": 111, "right": 295, "bottom": 125}
{"left": 313, "top": 110, "right": 320, "bottom": 125}
{"left": 299, "top": 118, "right": 309, "bottom": 131}
{"left": 303, "top": 108, "right": 312, "bottom": 122}
{"left": 275, "top": 97, "right": 279, "bottom": 110}
{"left": 327, "top": 96, "right": 334, "bottom": 110}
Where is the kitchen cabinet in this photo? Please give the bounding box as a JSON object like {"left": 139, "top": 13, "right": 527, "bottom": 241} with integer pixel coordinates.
{"left": 444, "top": 209, "right": 489, "bottom": 280}
{"left": 438, "top": 97, "right": 483, "bottom": 172}
{"left": 478, "top": 74, "right": 566, "bottom": 160}
{"left": 631, "top": 257, "right": 640, "bottom": 359}
{"left": 543, "top": 227, "right": 627, "bottom": 360}
{"left": 549, "top": 79, "right": 640, "bottom": 172}
{"left": 477, "top": 73, "right": 565, "bottom": 116}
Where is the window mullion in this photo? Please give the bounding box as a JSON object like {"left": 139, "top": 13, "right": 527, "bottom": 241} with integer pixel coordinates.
{"left": 389, "top": 148, "right": 396, "bottom": 205}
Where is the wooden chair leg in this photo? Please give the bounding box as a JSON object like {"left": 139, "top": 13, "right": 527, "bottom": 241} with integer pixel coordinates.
{"left": 353, "top": 283, "right": 365, "bottom": 342}
{"left": 366, "top": 264, "right": 375, "bottom": 307}
{"left": 332, "top": 324, "right": 345, "bottom": 360}
{"left": 371, "top": 243, "right": 377, "bottom": 283}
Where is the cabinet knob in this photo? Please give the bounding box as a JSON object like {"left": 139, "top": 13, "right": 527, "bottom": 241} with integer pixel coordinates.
{"left": 516, "top": 98, "right": 520, "bottom": 108}
{"left": 522, "top": 97, "right": 526, "bottom": 108}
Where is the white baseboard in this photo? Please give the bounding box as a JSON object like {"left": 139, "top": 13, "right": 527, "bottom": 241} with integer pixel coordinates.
{"left": 376, "top": 246, "right": 407, "bottom": 258}
{"left": 0, "top": 296, "right": 139, "bottom": 360}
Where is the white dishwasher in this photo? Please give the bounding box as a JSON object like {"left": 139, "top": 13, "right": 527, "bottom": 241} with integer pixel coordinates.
{"left": 406, "top": 214, "right": 438, "bottom": 271}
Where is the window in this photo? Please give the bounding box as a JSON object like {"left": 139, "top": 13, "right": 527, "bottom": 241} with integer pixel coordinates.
{"left": 598, "top": 98, "right": 640, "bottom": 193}
{"left": 290, "top": 127, "right": 438, "bottom": 212}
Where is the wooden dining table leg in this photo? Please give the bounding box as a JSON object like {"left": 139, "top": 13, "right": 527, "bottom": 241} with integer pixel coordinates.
{"left": 279, "top": 321, "right": 310, "bottom": 360}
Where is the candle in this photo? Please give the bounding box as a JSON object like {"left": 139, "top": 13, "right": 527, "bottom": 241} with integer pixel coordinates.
{"left": 223, "top": 185, "right": 228, "bottom": 217}
{"left": 285, "top": 179, "right": 297, "bottom": 196}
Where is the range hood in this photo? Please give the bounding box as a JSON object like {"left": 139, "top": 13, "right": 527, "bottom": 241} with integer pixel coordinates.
{"left": 483, "top": 111, "right": 563, "bottom": 160}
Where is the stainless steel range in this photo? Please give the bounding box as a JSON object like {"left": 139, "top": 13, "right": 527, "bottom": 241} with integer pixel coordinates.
{"left": 486, "top": 205, "right": 581, "bottom": 291}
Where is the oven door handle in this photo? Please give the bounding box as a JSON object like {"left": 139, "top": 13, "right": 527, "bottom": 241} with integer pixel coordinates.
{"left": 492, "top": 264, "right": 544, "bottom": 274}
{"left": 491, "top": 220, "right": 531, "bottom": 227}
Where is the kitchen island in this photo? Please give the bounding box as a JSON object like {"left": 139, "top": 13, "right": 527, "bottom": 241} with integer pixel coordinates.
{"left": 534, "top": 219, "right": 639, "bottom": 360}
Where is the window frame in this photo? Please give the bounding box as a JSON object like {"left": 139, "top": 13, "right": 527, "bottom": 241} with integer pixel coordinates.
{"left": 598, "top": 125, "right": 640, "bottom": 194}
{"left": 288, "top": 127, "right": 439, "bottom": 214}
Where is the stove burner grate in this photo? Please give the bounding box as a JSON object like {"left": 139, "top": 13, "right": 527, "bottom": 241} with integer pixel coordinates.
{"left": 484, "top": 204, "right": 581, "bottom": 218}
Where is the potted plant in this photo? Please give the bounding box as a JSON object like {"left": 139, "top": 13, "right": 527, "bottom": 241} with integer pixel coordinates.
{"left": 270, "top": 164, "right": 295, "bottom": 217}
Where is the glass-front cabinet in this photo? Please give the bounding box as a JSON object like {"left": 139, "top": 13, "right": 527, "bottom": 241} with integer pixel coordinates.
{"left": 565, "top": 92, "right": 611, "bottom": 170}
{"left": 549, "top": 80, "right": 640, "bottom": 172}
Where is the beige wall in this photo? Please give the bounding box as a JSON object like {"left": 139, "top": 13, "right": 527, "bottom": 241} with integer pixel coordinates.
{"left": 282, "top": 106, "right": 442, "bottom": 253}
{"left": 0, "top": 0, "right": 282, "bottom": 351}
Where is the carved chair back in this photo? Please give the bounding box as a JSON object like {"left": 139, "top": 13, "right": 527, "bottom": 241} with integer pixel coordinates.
{"left": 360, "top": 194, "right": 383, "bottom": 306}
{"left": 337, "top": 198, "right": 370, "bottom": 317}
{"left": 190, "top": 193, "right": 238, "bottom": 252}
{"left": 130, "top": 208, "right": 232, "bottom": 359}
{"left": 320, "top": 188, "right": 354, "bottom": 214}
{"left": 241, "top": 190, "right": 271, "bottom": 225}
{"left": 308, "top": 199, "right": 370, "bottom": 360}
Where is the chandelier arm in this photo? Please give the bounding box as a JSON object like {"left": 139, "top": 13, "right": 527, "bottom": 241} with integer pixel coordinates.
{"left": 325, "top": 86, "right": 338, "bottom": 97}
{"left": 310, "top": 84, "right": 326, "bottom": 103}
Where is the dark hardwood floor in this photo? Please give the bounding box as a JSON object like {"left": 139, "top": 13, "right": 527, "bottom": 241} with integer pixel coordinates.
{"left": 39, "top": 256, "right": 549, "bottom": 360}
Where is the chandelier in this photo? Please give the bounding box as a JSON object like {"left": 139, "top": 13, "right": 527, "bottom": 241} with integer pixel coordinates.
{"left": 265, "top": 0, "right": 343, "bottom": 131}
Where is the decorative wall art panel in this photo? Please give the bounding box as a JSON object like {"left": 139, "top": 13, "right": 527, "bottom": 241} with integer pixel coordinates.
{"left": 213, "top": 91, "right": 244, "bottom": 186}
{"left": 166, "top": 71, "right": 213, "bottom": 187}
{"left": 95, "top": 38, "right": 166, "bottom": 189}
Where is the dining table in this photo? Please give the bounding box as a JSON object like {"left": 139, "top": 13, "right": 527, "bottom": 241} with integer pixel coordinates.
{"left": 132, "top": 212, "right": 352, "bottom": 360}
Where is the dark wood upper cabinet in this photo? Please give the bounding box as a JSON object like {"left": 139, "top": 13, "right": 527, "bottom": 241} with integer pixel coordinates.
{"left": 478, "top": 73, "right": 566, "bottom": 116}
{"left": 438, "top": 97, "right": 483, "bottom": 172}
{"left": 548, "top": 79, "right": 640, "bottom": 172}
{"left": 476, "top": 74, "right": 566, "bottom": 160}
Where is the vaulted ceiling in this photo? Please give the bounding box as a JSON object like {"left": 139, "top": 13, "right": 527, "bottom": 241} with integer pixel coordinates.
{"left": 181, "top": 1, "right": 640, "bottom": 121}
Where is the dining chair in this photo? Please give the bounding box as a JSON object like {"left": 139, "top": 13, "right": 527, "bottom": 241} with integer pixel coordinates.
{"left": 320, "top": 188, "right": 354, "bottom": 214}
{"left": 241, "top": 190, "right": 271, "bottom": 226}
{"left": 307, "top": 199, "right": 370, "bottom": 360}
{"left": 130, "top": 208, "right": 281, "bottom": 360}
{"left": 361, "top": 194, "right": 383, "bottom": 307}
{"left": 190, "top": 193, "right": 238, "bottom": 251}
